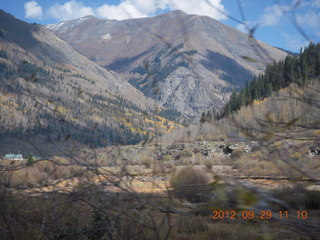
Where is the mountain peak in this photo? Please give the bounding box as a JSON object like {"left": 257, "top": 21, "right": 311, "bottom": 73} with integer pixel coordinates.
{"left": 166, "top": 10, "right": 187, "bottom": 15}
{"left": 74, "top": 15, "right": 96, "bottom": 22}
{"left": 154, "top": 10, "right": 189, "bottom": 19}
{"left": 47, "top": 15, "right": 97, "bottom": 31}
{"left": 48, "top": 10, "right": 287, "bottom": 117}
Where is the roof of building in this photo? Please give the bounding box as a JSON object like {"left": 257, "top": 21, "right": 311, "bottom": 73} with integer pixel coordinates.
{"left": 4, "top": 154, "right": 23, "bottom": 158}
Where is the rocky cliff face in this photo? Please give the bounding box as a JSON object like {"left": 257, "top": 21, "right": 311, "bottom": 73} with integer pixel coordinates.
{"left": 48, "top": 10, "right": 287, "bottom": 118}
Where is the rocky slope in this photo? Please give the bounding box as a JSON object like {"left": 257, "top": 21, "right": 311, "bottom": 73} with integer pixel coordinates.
{"left": 48, "top": 10, "right": 287, "bottom": 118}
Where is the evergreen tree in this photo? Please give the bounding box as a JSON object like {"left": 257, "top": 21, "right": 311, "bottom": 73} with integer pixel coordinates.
{"left": 220, "top": 43, "right": 320, "bottom": 118}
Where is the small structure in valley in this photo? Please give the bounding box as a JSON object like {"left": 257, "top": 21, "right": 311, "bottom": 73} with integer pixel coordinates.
{"left": 4, "top": 154, "right": 24, "bottom": 160}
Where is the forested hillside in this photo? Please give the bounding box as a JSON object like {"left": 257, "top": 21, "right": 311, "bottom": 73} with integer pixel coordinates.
{"left": 220, "top": 43, "right": 320, "bottom": 118}
{"left": 0, "top": 10, "right": 179, "bottom": 154}
{"left": 0, "top": 55, "right": 179, "bottom": 147}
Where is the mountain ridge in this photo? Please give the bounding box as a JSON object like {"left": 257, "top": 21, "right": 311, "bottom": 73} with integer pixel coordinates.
{"left": 47, "top": 10, "right": 287, "bottom": 118}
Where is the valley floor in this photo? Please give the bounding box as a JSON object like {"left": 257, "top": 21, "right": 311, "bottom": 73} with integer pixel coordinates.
{"left": 1, "top": 138, "right": 320, "bottom": 239}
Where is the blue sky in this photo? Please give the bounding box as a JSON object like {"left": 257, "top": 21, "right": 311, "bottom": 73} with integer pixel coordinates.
{"left": 0, "top": 0, "right": 319, "bottom": 52}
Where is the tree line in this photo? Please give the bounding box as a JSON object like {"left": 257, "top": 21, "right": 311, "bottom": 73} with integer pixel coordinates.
{"left": 216, "top": 43, "right": 320, "bottom": 119}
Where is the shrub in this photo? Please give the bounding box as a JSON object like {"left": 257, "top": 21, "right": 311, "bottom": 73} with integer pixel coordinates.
{"left": 141, "top": 156, "right": 153, "bottom": 168}
{"left": 291, "top": 152, "right": 302, "bottom": 160}
{"left": 230, "top": 149, "right": 243, "bottom": 159}
{"left": 170, "top": 166, "right": 209, "bottom": 202}
{"left": 273, "top": 188, "right": 320, "bottom": 210}
{"left": 175, "top": 148, "right": 192, "bottom": 159}
{"left": 27, "top": 154, "right": 35, "bottom": 166}
{"left": 193, "top": 147, "right": 201, "bottom": 154}
{"left": 152, "top": 163, "right": 165, "bottom": 175}
{"left": 163, "top": 160, "right": 174, "bottom": 169}
{"left": 204, "top": 160, "right": 213, "bottom": 171}
{"left": 179, "top": 157, "right": 192, "bottom": 165}
{"left": 163, "top": 154, "right": 171, "bottom": 162}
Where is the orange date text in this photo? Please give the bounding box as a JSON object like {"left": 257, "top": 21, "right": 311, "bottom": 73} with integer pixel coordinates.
{"left": 211, "top": 210, "right": 308, "bottom": 220}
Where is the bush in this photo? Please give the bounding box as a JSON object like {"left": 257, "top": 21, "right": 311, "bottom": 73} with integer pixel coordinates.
{"left": 193, "top": 147, "right": 201, "bottom": 154}
{"left": 204, "top": 160, "right": 213, "bottom": 171}
{"left": 170, "top": 166, "right": 209, "bottom": 202}
{"left": 273, "top": 188, "right": 320, "bottom": 210}
{"left": 175, "top": 148, "right": 192, "bottom": 159}
{"left": 230, "top": 149, "right": 243, "bottom": 159}
{"left": 141, "top": 156, "right": 153, "bottom": 168}
{"left": 27, "top": 154, "right": 35, "bottom": 166}
{"left": 152, "top": 164, "right": 165, "bottom": 175}
{"left": 163, "top": 160, "right": 174, "bottom": 169}
{"left": 163, "top": 154, "right": 172, "bottom": 162}
{"left": 178, "top": 157, "right": 192, "bottom": 166}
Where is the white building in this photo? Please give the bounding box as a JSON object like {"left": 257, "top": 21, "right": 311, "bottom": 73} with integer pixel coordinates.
{"left": 4, "top": 154, "right": 23, "bottom": 160}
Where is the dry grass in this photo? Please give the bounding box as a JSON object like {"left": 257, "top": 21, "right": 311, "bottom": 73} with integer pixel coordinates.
{"left": 0, "top": 159, "right": 81, "bottom": 188}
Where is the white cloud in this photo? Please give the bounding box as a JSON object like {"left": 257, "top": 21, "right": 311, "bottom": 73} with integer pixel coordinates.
{"left": 297, "top": 11, "right": 320, "bottom": 28}
{"left": 282, "top": 33, "right": 309, "bottom": 52}
{"left": 48, "top": 1, "right": 94, "bottom": 21}
{"left": 96, "top": 2, "right": 148, "bottom": 20}
{"left": 24, "top": 1, "right": 43, "bottom": 19}
{"left": 236, "top": 23, "right": 247, "bottom": 33}
{"left": 259, "top": 5, "right": 284, "bottom": 26}
{"left": 166, "top": 0, "right": 226, "bottom": 20}
{"left": 235, "top": 21, "right": 256, "bottom": 33}
{"left": 45, "top": 0, "right": 225, "bottom": 21}
{"left": 260, "top": 2, "right": 320, "bottom": 28}
{"left": 96, "top": 0, "right": 226, "bottom": 20}
{"left": 127, "top": 0, "right": 166, "bottom": 15}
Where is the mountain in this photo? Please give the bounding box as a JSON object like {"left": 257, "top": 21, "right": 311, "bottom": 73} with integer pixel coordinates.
{"left": 0, "top": 10, "right": 178, "bottom": 153}
{"left": 220, "top": 43, "right": 320, "bottom": 118}
{"left": 276, "top": 47, "right": 299, "bottom": 56}
{"left": 47, "top": 10, "right": 287, "bottom": 118}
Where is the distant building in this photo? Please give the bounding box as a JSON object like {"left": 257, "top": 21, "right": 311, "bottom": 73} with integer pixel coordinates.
{"left": 4, "top": 154, "right": 23, "bottom": 160}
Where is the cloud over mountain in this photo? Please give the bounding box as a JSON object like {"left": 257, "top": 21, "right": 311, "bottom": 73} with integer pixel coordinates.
{"left": 24, "top": 1, "right": 43, "bottom": 19}
{"left": 95, "top": 0, "right": 227, "bottom": 21}
{"left": 48, "top": 1, "right": 94, "bottom": 21}
{"left": 24, "top": 0, "right": 226, "bottom": 21}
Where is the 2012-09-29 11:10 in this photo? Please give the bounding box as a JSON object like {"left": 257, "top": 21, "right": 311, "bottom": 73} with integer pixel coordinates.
{"left": 211, "top": 210, "right": 308, "bottom": 220}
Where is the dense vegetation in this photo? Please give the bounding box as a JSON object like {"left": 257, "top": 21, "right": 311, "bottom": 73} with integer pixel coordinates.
{"left": 219, "top": 43, "right": 320, "bottom": 118}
